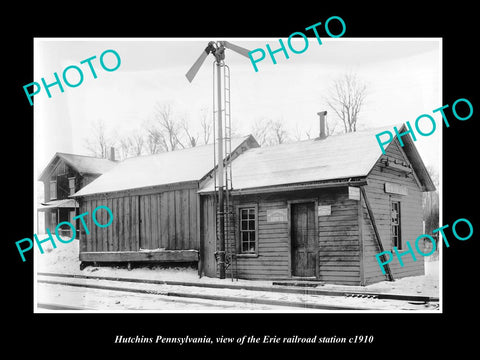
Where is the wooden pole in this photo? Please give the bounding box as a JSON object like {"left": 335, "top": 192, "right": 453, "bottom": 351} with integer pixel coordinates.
{"left": 359, "top": 186, "right": 394, "bottom": 281}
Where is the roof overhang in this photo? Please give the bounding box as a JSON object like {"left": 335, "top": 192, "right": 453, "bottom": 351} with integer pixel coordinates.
{"left": 198, "top": 177, "right": 368, "bottom": 196}
{"left": 71, "top": 180, "right": 199, "bottom": 199}
{"left": 399, "top": 129, "right": 436, "bottom": 192}
{"left": 37, "top": 199, "right": 79, "bottom": 211}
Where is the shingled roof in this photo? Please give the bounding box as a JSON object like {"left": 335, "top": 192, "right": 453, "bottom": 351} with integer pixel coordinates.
{"left": 200, "top": 124, "right": 436, "bottom": 193}
{"left": 72, "top": 135, "right": 257, "bottom": 197}
{"left": 38, "top": 152, "right": 118, "bottom": 181}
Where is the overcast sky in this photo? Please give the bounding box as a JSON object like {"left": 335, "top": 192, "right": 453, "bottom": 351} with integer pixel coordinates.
{"left": 34, "top": 38, "right": 441, "bottom": 179}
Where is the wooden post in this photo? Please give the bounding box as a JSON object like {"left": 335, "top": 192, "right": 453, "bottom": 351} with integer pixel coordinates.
{"left": 358, "top": 190, "right": 365, "bottom": 286}
{"left": 197, "top": 191, "right": 203, "bottom": 278}
{"left": 359, "top": 186, "right": 394, "bottom": 281}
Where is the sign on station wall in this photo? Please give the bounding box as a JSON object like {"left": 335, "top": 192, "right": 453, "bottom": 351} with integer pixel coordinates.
{"left": 266, "top": 208, "right": 288, "bottom": 222}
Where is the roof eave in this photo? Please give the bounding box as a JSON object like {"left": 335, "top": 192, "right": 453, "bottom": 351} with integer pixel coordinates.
{"left": 71, "top": 180, "right": 200, "bottom": 198}
{"left": 402, "top": 135, "right": 436, "bottom": 192}
{"left": 37, "top": 152, "right": 62, "bottom": 181}
{"left": 199, "top": 177, "right": 368, "bottom": 195}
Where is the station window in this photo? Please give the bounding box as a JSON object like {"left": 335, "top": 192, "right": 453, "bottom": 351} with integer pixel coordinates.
{"left": 238, "top": 207, "right": 257, "bottom": 254}
{"left": 391, "top": 200, "right": 402, "bottom": 249}
{"left": 50, "top": 180, "right": 57, "bottom": 200}
{"left": 68, "top": 177, "right": 76, "bottom": 196}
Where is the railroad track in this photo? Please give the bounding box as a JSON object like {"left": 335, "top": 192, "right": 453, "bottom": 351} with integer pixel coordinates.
{"left": 37, "top": 302, "right": 93, "bottom": 310}
{"left": 36, "top": 272, "right": 439, "bottom": 311}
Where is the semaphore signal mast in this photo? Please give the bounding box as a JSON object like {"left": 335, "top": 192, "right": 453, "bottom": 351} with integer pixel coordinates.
{"left": 185, "top": 41, "right": 251, "bottom": 279}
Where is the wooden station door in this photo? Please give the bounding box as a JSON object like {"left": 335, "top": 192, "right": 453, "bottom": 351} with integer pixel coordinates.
{"left": 291, "top": 202, "right": 317, "bottom": 277}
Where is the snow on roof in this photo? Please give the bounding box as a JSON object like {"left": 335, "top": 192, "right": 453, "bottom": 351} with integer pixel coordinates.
{"left": 200, "top": 125, "right": 431, "bottom": 192}
{"left": 73, "top": 136, "right": 251, "bottom": 197}
{"left": 58, "top": 153, "right": 118, "bottom": 175}
{"left": 38, "top": 198, "right": 78, "bottom": 210}
{"left": 38, "top": 152, "right": 118, "bottom": 181}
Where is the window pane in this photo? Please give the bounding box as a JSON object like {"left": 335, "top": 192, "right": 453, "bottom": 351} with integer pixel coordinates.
{"left": 239, "top": 207, "right": 256, "bottom": 253}
{"left": 241, "top": 220, "right": 248, "bottom": 230}
{"left": 241, "top": 209, "right": 248, "bottom": 219}
{"left": 391, "top": 201, "right": 401, "bottom": 248}
{"left": 50, "top": 182, "right": 57, "bottom": 199}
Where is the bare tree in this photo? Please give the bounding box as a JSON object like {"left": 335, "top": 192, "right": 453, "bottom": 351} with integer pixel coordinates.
{"left": 145, "top": 125, "right": 166, "bottom": 154}
{"left": 325, "top": 73, "right": 367, "bottom": 133}
{"left": 180, "top": 116, "right": 199, "bottom": 148}
{"left": 119, "top": 136, "right": 132, "bottom": 159}
{"left": 147, "top": 102, "right": 205, "bottom": 152}
{"left": 199, "top": 107, "right": 212, "bottom": 145}
{"left": 251, "top": 117, "right": 290, "bottom": 146}
{"left": 117, "top": 130, "right": 146, "bottom": 159}
{"left": 293, "top": 123, "right": 313, "bottom": 141}
{"left": 130, "top": 132, "right": 145, "bottom": 156}
{"left": 251, "top": 118, "right": 271, "bottom": 146}
{"left": 268, "top": 119, "right": 289, "bottom": 145}
{"left": 152, "top": 103, "right": 184, "bottom": 151}
{"left": 84, "top": 119, "right": 116, "bottom": 158}
{"left": 325, "top": 116, "right": 339, "bottom": 136}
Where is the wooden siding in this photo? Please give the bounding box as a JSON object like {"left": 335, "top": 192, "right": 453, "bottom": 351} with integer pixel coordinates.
{"left": 317, "top": 193, "right": 361, "bottom": 285}
{"left": 44, "top": 160, "right": 79, "bottom": 201}
{"left": 80, "top": 250, "right": 198, "bottom": 262}
{"left": 362, "top": 139, "right": 424, "bottom": 284}
{"left": 78, "top": 186, "right": 199, "bottom": 261}
{"left": 231, "top": 197, "right": 291, "bottom": 280}
{"left": 200, "top": 196, "right": 217, "bottom": 277}
{"left": 201, "top": 188, "right": 362, "bottom": 285}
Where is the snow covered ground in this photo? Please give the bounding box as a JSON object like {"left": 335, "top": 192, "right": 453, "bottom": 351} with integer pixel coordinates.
{"left": 34, "top": 239, "right": 440, "bottom": 311}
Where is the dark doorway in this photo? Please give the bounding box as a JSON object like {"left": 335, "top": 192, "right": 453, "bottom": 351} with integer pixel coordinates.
{"left": 291, "top": 202, "right": 317, "bottom": 277}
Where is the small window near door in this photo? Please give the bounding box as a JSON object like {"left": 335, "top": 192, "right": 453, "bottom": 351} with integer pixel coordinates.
{"left": 239, "top": 207, "right": 257, "bottom": 254}
{"left": 391, "top": 200, "right": 401, "bottom": 249}
{"left": 50, "top": 181, "right": 57, "bottom": 200}
{"left": 68, "top": 177, "right": 76, "bottom": 196}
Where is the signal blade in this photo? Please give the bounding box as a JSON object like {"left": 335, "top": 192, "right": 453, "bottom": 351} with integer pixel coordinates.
{"left": 186, "top": 50, "right": 209, "bottom": 83}
{"left": 221, "top": 41, "right": 251, "bottom": 58}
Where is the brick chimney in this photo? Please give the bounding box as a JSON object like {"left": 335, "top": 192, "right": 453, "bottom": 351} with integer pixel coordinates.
{"left": 109, "top": 147, "right": 116, "bottom": 161}
{"left": 317, "top": 111, "right": 328, "bottom": 139}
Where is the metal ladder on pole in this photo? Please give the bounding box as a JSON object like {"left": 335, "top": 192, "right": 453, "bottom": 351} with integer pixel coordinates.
{"left": 212, "top": 61, "right": 237, "bottom": 281}
{"left": 223, "top": 64, "right": 237, "bottom": 281}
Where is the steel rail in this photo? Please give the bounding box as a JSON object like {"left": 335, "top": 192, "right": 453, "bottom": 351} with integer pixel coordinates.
{"left": 37, "top": 277, "right": 376, "bottom": 311}
{"left": 37, "top": 271, "right": 439, "bottom": 303}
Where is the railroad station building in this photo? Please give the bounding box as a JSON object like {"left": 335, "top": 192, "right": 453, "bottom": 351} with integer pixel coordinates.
{"left": 199, "top": 123, "right": 435, "bottom": 285}
{"left": 68, "top": 121, "right": 435, "bottom": 285}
